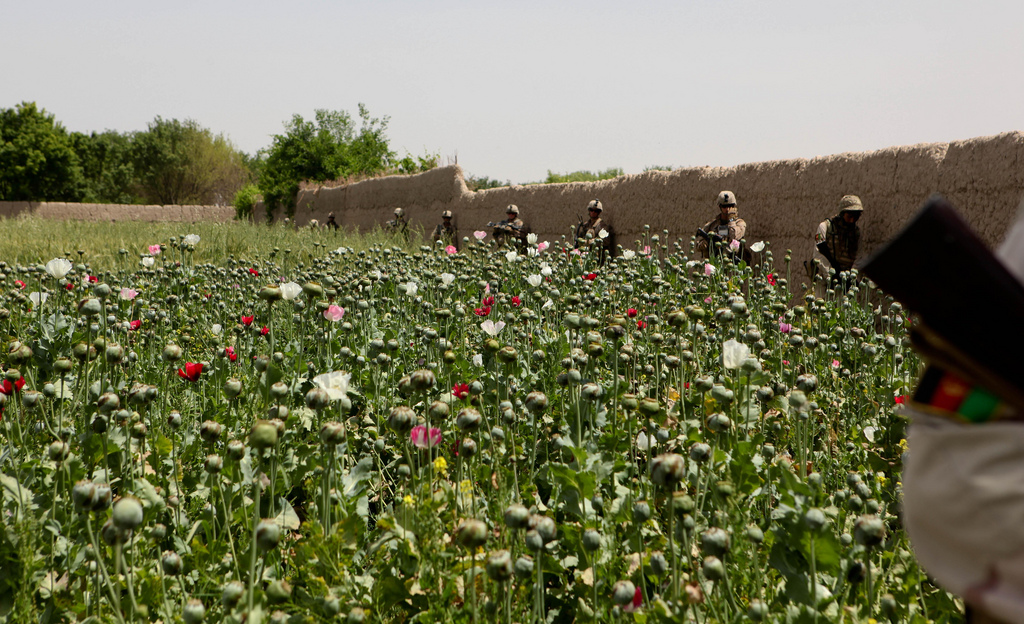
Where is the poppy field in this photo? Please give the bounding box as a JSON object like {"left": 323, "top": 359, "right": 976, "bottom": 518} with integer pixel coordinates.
{"left": 0, "top": 222, "right": 959, "bottom": 623}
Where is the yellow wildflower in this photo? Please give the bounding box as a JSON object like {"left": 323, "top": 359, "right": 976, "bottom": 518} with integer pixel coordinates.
{"left": 459, "top": 479, "right": 473, "bottom": 493}
{"left": 899, "top": 438, "right": 909, "bottom": 452}
{"left": 433, "top": 456, "right": 448, "bottom": 475}
{"left": 403, "top": 494, "right": 415, "bottom": 505}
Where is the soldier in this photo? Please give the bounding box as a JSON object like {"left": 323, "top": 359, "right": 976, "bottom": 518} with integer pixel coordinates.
{"left": 490, "top": 205, "right": 527, "bottom": 248}
{"left": 325, "top": 212, "right": 339, "bottom": 231}
{"left": 432, "top": 210, "right": 459, "bottom": 250}
{"left": 696, "top": 191, "right": 749, "bottom": 261}
{"left": 385, "top": 207, "right": 409, "bottom": 239}
{"left": 813, "top": 195, "right": 863, "bottom": 274}
{"left": 574, "top": 199, "right": 614, "bottom": 262}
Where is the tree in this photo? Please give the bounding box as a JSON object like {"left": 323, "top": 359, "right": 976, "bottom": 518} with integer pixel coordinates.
{"left": 71, "top": 130, "right": 138, "bottom": 204}
{"left": 0, "top": 102, "right": 85, "bottom": 201}
{"left": 131, "top": 117, "right": 249, "bottom": 205}
{"left": 258, "top": 105, "right": 396, "bottom": 218}
{"left": 542, "top": 167, "right": 624, "bottom": 184}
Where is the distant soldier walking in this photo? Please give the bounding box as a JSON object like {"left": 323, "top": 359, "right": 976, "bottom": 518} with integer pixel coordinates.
{"left": 696, "top": 191, "right": 749, "bottom": 262}
{"left": 432, "top": 210, "right": 459, "bottom": 250}
{"left": 490, "top": 205, "right": 528, "bottom": 248}
{"left": 574, "top": 199, "right": 614, "bottom": 262}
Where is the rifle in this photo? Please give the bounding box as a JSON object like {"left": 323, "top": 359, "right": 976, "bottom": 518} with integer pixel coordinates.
{"left": 815, "top": 241, "right": 840, "bottom": 270}
{"left": 861, "top": 195, "right": 1024, "bottom": 414}
{"left": 696, "top": 228, "right": 724, "bottom": 245}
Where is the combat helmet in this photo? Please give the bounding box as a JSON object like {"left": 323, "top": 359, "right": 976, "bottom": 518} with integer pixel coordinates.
{"left": 717, "top": 191, "right": 737, "bottom": 208}
{"left": 587, "top": 199, "right": 603, "bottom": 213}
{"left": 441, "top": 210, "right": 453, "bottom": 219}
{"left": 838, "top": 195, "right": 863, "bottom": 213}
{"left": 394, "top": 207, "right": 405, "bottom": 217}
{"left": 506, "top": 205, "right": 519, "bottom": 216}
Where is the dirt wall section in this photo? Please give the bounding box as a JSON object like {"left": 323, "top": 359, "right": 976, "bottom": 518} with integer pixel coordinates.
{"left": 0, "top": 202, "right": 235, "bottom": 223}
{"left": 289, "top": 131, "right": 1024, "bottom": 274}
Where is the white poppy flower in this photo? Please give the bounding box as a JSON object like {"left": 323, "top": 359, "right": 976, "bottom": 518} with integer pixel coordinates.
{"left": 183, "top": 234, "right": 200, "bottom": 245}
{"left": 542, "top": 299, "right": 553, "bottom": 309}
{"left": 141, "top": 257, "right": 155, "bottom": 268}
{"left": 481, "top": 320, "right": 506, "bottom": 336}
{"left": 472, "top": 354, "right": 484, "bottom": 367}
{"left": 722, "top": 339, "right": 750, "bottom": 369}
{"left": 29, "top": 292, "right": 49, "bottom": 307}
{"left": 636, "top": 431, "right": 655, "bottom": 451}
{"left": 540, "top": 266, "right": 552, "bottom": 277}
{"left": 750, "top": 241, "right": 765, "bottom": 253}
{"left": 505, "top": 250, "right": 518, "bottom": 262}
{"left": 598, "top": 229, "right": 609, "bottom": 239}
{"left": 527, "top": 233, "right": 538, "bottom": 245}
{"left": 280, "top": 282, "right": 302, "bottom": 300}
{"left": 621, "top": 249, "right": 636, "bottom": 260}
{"left": 527, "top": 275, "right": 542, "bottom": 288}
{"left": 405, "top": 282, "right": 418, "bottom": 296}
{"left": 441, "top": 273, "right": 456, "bottom": 286}
{"left": 211, "top": 324, "right": 223, "bottom": 335}
{"left": 527, "top": 248, "right": 538, "bottom": 257}
{"left": 312, "top": 371, "right": 351, "bottom": 401}
{"left": 45, "top": 258, "right": 73, "bottom": 279}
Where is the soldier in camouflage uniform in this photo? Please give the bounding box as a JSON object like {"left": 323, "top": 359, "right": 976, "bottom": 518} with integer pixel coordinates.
{"left": 385, "top": 207, "right": 409, "bottom": 239}
{"left": 431, "top": 210, "right": 459, "bottom": 250}
{"left": 812, "top": 195, "right": 863, "bottom": 277}
{"left": 491, "top": 205, "right": 527, "bottom": 249}
{"left": 696, "top": 191, "right": 750, "bottom": 262}
{"left": 574, "top": 199, "right": 614, "bottom": 263}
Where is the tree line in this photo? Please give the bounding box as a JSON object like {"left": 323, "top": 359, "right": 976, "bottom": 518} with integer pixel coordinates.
{"left": 0, "top": 102, "right": 436, "bottom": 218}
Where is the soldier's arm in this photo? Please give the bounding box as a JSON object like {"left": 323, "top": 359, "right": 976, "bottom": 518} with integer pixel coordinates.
{"left": 730, "top": 219, "right": 747, "bottom": 242}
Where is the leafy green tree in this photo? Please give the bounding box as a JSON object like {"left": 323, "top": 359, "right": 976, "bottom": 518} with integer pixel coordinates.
{"left": 258, "top": 105, "right": 396, "bottom": 218}
{"left": 0, "top": 102, "right": 85, "bottom": 201}
{"left": 465, "top": 174, "right": 509, "bottom": 191}
{"left": 71, "top": 130, "right": 138, "bottom": 204}
{"left": 131, "top": 117, "right": 249, "bottom": 205}
{"left": 540, "top": 167, "right": 624, "bottom": 185}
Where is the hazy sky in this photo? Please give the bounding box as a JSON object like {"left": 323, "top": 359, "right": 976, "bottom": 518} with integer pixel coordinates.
{"left": 3, "top": 1, "right": 1022, "bottom": 184}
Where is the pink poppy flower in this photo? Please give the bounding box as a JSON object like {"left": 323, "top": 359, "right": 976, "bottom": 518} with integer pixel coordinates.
{"left": 323, "top": 305, "right": 345, "bottom": 322}
{"left": 446, "top": 245, "right": 457, "bottom": 255}
{"left": 410, "top": 425, "right": 442, "bottom": 449}
{"left": 149, "top": 244, "right": 161, "bottom": 255}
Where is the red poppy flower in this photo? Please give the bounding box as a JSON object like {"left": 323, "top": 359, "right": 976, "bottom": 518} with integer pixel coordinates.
{"left": 637, "top": 319, "right": 647, "bottom": 330}
{"left": 87, "top": 275, "right": 98, "bottom": 284}
{"left": 129, "top": 320, "right": 142, "bottom": 331}
{"left": 482, "top": 295, "right": 495, "bottom": 307}
{"left": 511, "top": 296, "right": 521, "bottom": 307}
{"left": 894, "top": 395, "right": 907, "bottom": 405}
{"left": 584, "top": 273, "right": 597, "bottom": 281}
{"left": 14, "top": 280, "right": 25, "bottom": 290}
{"left": 684, "top": 382, "right": 690, "bottom": 389}
{"left": 452, "top": 383, "right": 470, "bottom": 400}
{"left": 241, "top": 315, "right": 254, "bottom": 326}
{"left": 65, "top": 283, "right": 74, "bottom": 291}
{"left": 261, "top": 326, "right": 270, "bottom": 336}
{"left": 249, "top": 268, "right": 259, "bottom": 276}
{"left": 225, "top": 346, "right": 237, "bottom": 362}
{"left": 473, "top": 306, "right": 491, "bottom": 317}
{"left": 627, "top": 308, "right": 638, "bottom": 318}
{"left": 1, "top": 377, "right": 26, "bottom": 395}
{"left": 177, "top": 362, "right": 203, "bottom": 382}
{"left": 767, "top": 273, "right": 777, "bottom": 286}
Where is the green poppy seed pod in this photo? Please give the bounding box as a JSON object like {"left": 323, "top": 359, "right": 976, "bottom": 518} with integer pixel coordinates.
{"left": 804, "top": 508, "right": 828, "bottom": 533}
{"left": 460, "top": 438, "right": 478, "bottom": 457}
{"left": 564, "top": 313, "right": 581, "bottom": 329}
{"left": 848, "top": 495, "right": 864, "bottom": 511}
{"left": 605, "top": 324, "right": 626, "bottom": 341}
{"left": 715, "top": 480, "right": 734, "bottom": 498}
{"left": 161, "top": 344, "right": 182, "bottom": 362}
{"left": 78, "top": 298, "right": 102, "bottom": 316}
{"left": 21, "top": 390, "right": 42, "bottom": 409}
{"left": 250, "top": 420, "right": 279, "bottom": 449}
{"left": 702, "top": 555, "right": 726, "bottom": 581}
{"left": 253, "top": 355, "right": 269, "bottom": 372}
{"left": 443, "top": 350, "right": 457, "bottom": 363}
{"left": 469, "top": 380, "right": 484, "bottom": 395}
{"left": 756, "top": 386, "right": 774, "bottom": 402}
{"left": 701, "top": 527, "right": 731, "bottom": 557}
{"left": 514, "top": 556, "right": 534, "bottom": 579}
{"left": 524, "top": 391, "right": 548, "bottom": 414}
{"left": 693, "top": 375, "right": 715, "bottom": 393}
{"left": 663, "top": 355, "right": 681, "bottom": 370}
{"left": 162, "top": 551, "right": 183, "bottom": 576}
{"left": 221, "top": 581, "right": 245, "bottom": 607}
{"left": 167, "top": 410, "right": 182, "bottom": 429}
{"left": 621, "top": 394, "right": 639, "bottom": 410}
{"left": 745, "top": 525, "right": 765, "bottom": 544}
{"left": 100, "top": 518, "right": 124, "bottom": 546}
{"left": 96, "top": 392, "right": 120, "bottom": 415}
{"left": 740, "top": 357, "right": 761, "bottom": 373}
{"left": 428, "top": 400, "right": 449, "bottom": 420}
{"left": 256, "top": 520, "right": 281, "bottom": 551}
{"left": 632, "top": 500, "right": 651, "bottom": 523}
{"left": 320, "top": 421, "right": 345, "bottom": 446}
{"left": 586, "top": 342, "right": 604, "bottom": 357}
{"left": 456, "top": 408, "right": 482, "bottom": 432}
{"left": 567, "top": 369, "right": 582, "bottom": 384}
{"left": 524, "top": 529, "right": 544, "bottom": 552}
{"left": 650, "top": 453, "right": 685, "bottom": 487}
{"left": 581, "top": 382, "right": 602, "bottom": 401}
{"left": 72, "top": 480, "right": 97, "bottom": 511}
{"left": 710, "top": 385, "right": 734, "bottom": 405}
{"left": 483, "top": 338, "right": 500, "bottom": 353}
{"left": 199, "top": 420, "right": 222, "bottom": 443}
{"left": 269, "top": 382, "right": 288, "bottom": 399}
{"left": 638, "top": 397, "right": 660, "bottom": 416}
{"left": 323, "top": 596, "right": 341, "bottom": 617}
{"left": 112, "top": 496, "right": 144, "bottom": 531}
{"left": 504, "top": 504, "right": 530, "bottom": 529}
{"left": 747, "top": 599, "right": 768, "bottom": 621}
{"left": 409, "top": 369, "right": 436, "bottom": 391}
{"left": 47, "top": 440, "right": 71, "bottom": 464}
{"left": 72, "top": 342, "right": 90, "bottom": 361}
{"left": 258, "top": 285, "right": 283, "bottom": 302}
{"left": 204, "top": 454, "right": 223, "bottom": 474}
{"left": 796, "top": 374, "right": 818, "bottom": 393}
{"left": 223, "top": 378, "right": 242, "bottom": 399}
{"left": 847, "top": 561, "right": 866, "bottom": 584}
{"left": 454, "top": 519, "right": 489, "bottom": 549}
{"left": 497, "top": 346, "right": 518, "bottom": 363}
{"left": 346, "top": 607, "right": 365, "bottom": 624}
{"left": 650, "top": 551, "right": 668, "bottom": 575}
{"left": 227, "top": 439, "right": 245, "bottom": 461}
{"left": 304, "top": 387, "right": 330, "bottom": 411}
{"left": 880, "top": 593, "right": 897, "bottom": 616}
{"left": 93, "top": 484, "right": 112, "bottom": 511}
{"left": 612, "top": 580, "right": 636, "bottom": 605}
{"left": 486, "top": 550, "right": 513, "bottom": 582}
{"left": 582, "top": 529, "right": 602, "bottom": 552}
{"left": 104, "top": 343, "right": 124, "bottom": 364}
{"left": 396, "top": 375, "right": 414, "bottom": 396}
{"left": 706, "top": 412, "right": 732, "bottom": 433}
{"left": 854, "top": 515, "right": 886, "bottom": 547}
{"left": 531, "top": 515, "right": 557, "bottom": 542}
{"left": 667, "top": 309, "right": 689, "bottom": 329}
{"left": 302, "top": 282, "right": 324, "bottom": 297}
{"left": 387, "top": 406, "right": 416, "bottom": 435}
{"left": 54, "top": 357, "right": 73, "bottom": 373}
{"left": 150, "top": 523, "right": 167, "bottom": 540}
{"left": 130, "top": 421, "right": 147, "bottom": 440}
{"left": 182, "top": 599, "right": 206, "bottom": 624}
{"left": 689, "top": 442, "right": 712, "bottom": 463}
